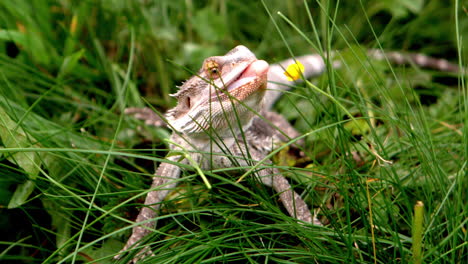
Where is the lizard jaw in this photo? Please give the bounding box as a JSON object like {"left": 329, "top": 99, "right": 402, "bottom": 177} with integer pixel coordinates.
{"left": 210, "top": 59, "right": 269, "bottom": 104}
{"left": 191, "top": 60, "right": 269, "bottom": 137}
{"left": 225, "top": 60, "right": 269, "bottom": 92}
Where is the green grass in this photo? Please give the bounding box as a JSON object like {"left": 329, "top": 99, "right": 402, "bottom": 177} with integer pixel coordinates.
{"left": 0, "top": 0, "right": 466, "bottom": 263}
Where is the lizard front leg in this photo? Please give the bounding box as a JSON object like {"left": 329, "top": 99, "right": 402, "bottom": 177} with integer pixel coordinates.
{"left": 257, "top": 166, "right": 321, "bottom": 225}
{"left": 227, "top": 146, "right": 320, "bottom": 225}
{"left": 115, "top": 157, "right": 181, "bottom": 261}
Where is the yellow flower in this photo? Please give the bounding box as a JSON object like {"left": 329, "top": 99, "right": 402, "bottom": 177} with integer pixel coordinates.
{"left": 283, "top": 61, "right": 305, "bottom": 81}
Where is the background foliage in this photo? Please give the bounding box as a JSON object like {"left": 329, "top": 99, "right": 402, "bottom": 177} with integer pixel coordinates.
{"left": 0, "top": 0, "right": 466, "bottom": 263}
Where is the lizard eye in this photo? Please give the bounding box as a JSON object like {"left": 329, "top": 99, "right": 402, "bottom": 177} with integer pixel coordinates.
{"left": 210, "top": 67, "right": 219, "bottom": 75}
{"left": 205, "top": 60, "right": 221, "bottom": 78}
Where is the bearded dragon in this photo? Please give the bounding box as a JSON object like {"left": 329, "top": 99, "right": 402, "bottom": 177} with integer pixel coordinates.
{"left": 116, "top": 45, "right": 462, "bottom": 261}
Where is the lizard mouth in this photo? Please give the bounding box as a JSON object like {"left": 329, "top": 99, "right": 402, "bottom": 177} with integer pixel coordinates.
{"left": 225, "top": 60, "right": 269, "bottom": 91}
{"left": 211, "top": 60, "right": 269, "bottom": 99}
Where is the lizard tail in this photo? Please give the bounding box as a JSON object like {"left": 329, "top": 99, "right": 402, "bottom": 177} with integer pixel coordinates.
{"left": 264, "top": 50, "right": 464, "bottom": 110}
{"left": 265, "top": 54, "right": 332, "bottom": 110}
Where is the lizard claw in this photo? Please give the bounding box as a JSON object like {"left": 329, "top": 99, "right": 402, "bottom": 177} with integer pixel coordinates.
{"left": 312, "top": 216, "right": 323, "bottom": 226}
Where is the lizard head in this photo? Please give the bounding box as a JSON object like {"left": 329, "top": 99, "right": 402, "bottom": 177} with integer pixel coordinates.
{"left": 167, "top": 45, "right": 269, "bottom": 138}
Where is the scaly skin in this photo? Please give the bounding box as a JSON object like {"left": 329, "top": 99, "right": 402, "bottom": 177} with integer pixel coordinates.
{"left": 116, "top": 45, "right": 320, "bottom": 262}
{"left": 116, "top": 45, "right": 462, "bottom": 262}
